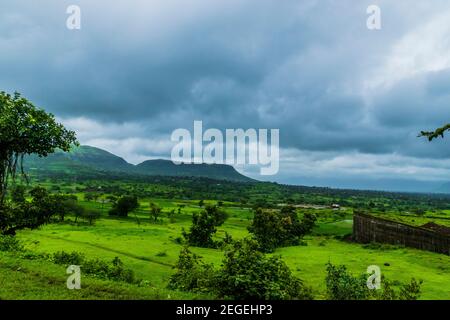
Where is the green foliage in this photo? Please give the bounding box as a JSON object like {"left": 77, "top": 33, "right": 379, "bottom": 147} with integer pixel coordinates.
{"left": 0, "top": 187, "right": 73, "bottom": 235}
{"left": 0, "top": 235, "right": 24, "bottom": 252}
{"left": 248, "top": 206, "right": 316, "bottom": 252}
{"left": 248, "top": 208, "right": 283, "bottom": 251}
{"left": 169, "top": 239, "right": 313, "bottom": 300}
{"left": 53, "top": 251, "right": 85, "bottom": 265}
{"left": 149, "top": 202, "right": 162, "bottom": 222}
{"left": 419, "top": 123, "right": 450, "bottom": 141}
{"left": 325, "top": 263, "right": 369, "bottom": 300}
{"left": 182, "top": 205, "right": 227, "bottom": 248}
{"left": 0, "top": 91, "right": 77, "bottom": 204}
{"left": 52, "top": 250, "right": 136, "bottom": 284}
{"left": 167, "top": 247, "right": 214, "bottom": 292}
{"left": 10, "top": 185, "right": 26, "bottom": 203}
{"left": 215, "top": 239, "right": 313, "bottom": 300}
{"left": 109, "top": 195, "right": 139, "bottom": 217}
{"left": 325, "top": 262, "right": 423, "bottom": 300}
{"left": 205, "top": 205, "right": 228, "bottom": 225}
{"left": 80, "top": 209, "right": 101, "bottom": 225}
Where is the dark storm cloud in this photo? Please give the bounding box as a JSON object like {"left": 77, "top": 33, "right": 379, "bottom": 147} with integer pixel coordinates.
{"left": 2, "top": 0, "right": 450, "bottom": 188}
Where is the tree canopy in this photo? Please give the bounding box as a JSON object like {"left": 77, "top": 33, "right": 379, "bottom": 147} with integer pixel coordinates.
{"left": 0, "top": 91, "right": 78, "bottom": 202}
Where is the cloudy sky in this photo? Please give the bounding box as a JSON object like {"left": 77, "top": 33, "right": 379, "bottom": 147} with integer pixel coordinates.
{"left": 2, "top": 0, "right": 450, "bottom": 192}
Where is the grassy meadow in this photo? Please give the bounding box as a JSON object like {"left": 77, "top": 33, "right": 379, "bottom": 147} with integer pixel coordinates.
{"left": 2, "top": 193, "right": 449, "bottom": 300}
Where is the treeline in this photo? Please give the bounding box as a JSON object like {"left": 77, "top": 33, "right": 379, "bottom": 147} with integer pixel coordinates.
{"left": 31, "top": 174, "right": 450, "bottom": 213}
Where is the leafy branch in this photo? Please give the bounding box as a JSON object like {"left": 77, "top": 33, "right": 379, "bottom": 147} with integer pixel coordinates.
{"left": 419, "top": 124, "right": 450, "bottom": 141}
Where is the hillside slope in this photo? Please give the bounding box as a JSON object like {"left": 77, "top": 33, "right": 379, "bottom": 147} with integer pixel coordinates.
{"left": 24, "top": 145, "right": 252, "bottom": 182}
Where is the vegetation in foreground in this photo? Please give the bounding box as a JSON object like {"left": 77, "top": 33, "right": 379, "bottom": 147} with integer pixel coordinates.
{"left": 0, "top": 92, "right": 449, "bottom": 300}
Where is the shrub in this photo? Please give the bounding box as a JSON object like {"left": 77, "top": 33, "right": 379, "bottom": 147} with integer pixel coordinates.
{"left": 325, "top": 263, "right": 369, "bottom": 300}
{"left": 168, "top": 247, "right": 214, "bottom": 292}
{"left": 169, "top": 240, "right": 313, "bottom": 300}
{"left": 53, "top": 251, "right": 85, "bottom": 265}
{"left": 0, "top": 235, "right": 24, "bottom": 252}
{"left": 215, "top": 239, "right": 313, "bottom": 300}
{"left": 325, "top": 262, "right": 423, "bottom": 300}
{"left": 52, "top": 251, "right": 137, "bottom": 284}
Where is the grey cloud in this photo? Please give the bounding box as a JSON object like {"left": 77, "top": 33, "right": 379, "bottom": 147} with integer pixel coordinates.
{"left": 3, "top": 0, "right": 450, "bottom": 189}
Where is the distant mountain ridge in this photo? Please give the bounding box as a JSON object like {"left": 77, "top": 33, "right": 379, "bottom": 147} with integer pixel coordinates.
{"left": 24, "top": 145, "right": 253, "bottom": 182}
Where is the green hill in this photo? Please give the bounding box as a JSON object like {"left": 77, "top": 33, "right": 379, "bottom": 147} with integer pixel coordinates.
{"left": 24, "top": 145, "right": 253, "bottom": 182}
{"left": 135, "top": 159, "right": 252, "bottom": 182}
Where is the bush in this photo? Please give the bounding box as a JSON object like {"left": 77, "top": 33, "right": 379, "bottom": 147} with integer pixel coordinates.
{"left": 325, "top": 263, "right": 369, "bottom": 300}
{"left": 53, "top": 251, "right": 85, "bottom": 265}
{"left": 169, "top": 239, "right": 313, "bottom": 300}
{"left": 168, "top": 247, "right": 214, "bottom": 292}
{"left": 0, "top": 235, "right": 24, "bottom": 252}
{"left": 52, "top": 251, "right": 137, "bottom": 284}
{"left": 215, "top": 239, "right": 313, "bottom": 300}
{"left": 325, "top": 262, "right": 423, "bottom": 300}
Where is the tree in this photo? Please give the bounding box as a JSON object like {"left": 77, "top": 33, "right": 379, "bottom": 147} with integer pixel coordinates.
{"left": 54, "top": 194, "right": 78, "bottom": 222}
{"left": 80, "top": 209, "right": 101, "bottom": 225}
{"left": 10, "top": 185, "right": 26, "bottom": 204}
{"left": 108, "top": 195, "right": 139, "bottom": 217}
{"left": 205, "top": 205, "right": 228, "bottom": 226}
{"left": 419, "top": 123, "right": 450, "bottom": 141}
{"left": 84, "top": 193, "right": 95, "bottom": 202}
{"left": 0, "top": 92, "right": 77, "bottom": 204}
{"left": 182, "top": 206, "right": 227, "bottom": 248}
{"left": 248, "top": 206, "right": 316, "bottom": 252}
{"left": 299, "top": 212, "right": 317, "bottom": 234}
{"left": 1, "top": 187, "right": 71, "bottom": 235}
{"left": 183, "top": 210, "right": 219, "bottom": 248}
{"left": 149, "top": 202, "right": 162, "bottom": 222}
{"left": 198, "top": 200, "right": 204, "bottom": 207}
{"left": 248, "top": 208, "right": 284, "bottom": 252}
{"left": 167, "top": 209, "right": 176, "bottom": 223}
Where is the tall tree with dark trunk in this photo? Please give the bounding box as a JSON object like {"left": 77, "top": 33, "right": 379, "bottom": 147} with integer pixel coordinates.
{"left": 0, "top": 92, "right": 77, "bottom": 203}
{"left": 0, "top": 92, "right": 77, "bottom": 234}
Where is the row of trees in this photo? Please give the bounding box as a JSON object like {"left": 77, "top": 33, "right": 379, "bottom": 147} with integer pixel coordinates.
{"left": 0, "top": 186, "right": 100, "bottom": 235}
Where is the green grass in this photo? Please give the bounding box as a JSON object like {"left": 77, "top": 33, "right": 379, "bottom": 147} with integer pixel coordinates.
{"left": 5, "top": 198, "right": 448, "bottom": 300}
{"left": 0, "top": 252, "right": 207, "bottom": 300}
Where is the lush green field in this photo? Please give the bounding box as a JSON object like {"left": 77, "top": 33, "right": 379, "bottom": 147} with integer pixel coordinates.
{"left": 4, "top": 197, "right": 449, "bottom": 300}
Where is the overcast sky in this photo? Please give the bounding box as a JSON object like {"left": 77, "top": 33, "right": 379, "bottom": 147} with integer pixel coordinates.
{"left": 2, "top": 0, "right": 450, "bottom": 192}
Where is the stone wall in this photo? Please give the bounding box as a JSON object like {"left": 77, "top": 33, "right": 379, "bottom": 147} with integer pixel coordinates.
{"left": 353, "top": 213, "right": 450, "bottom": 255}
